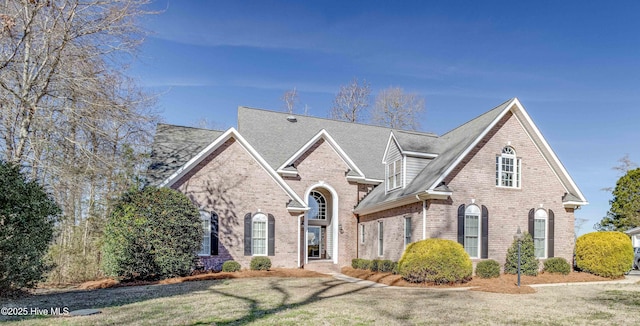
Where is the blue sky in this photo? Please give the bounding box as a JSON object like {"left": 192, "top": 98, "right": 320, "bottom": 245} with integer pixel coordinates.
{"left": 131, "top": 1, "right": 640, "bottom": 235}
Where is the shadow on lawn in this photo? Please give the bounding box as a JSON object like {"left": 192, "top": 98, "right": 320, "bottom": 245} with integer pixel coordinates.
{"left": 196, "top": 278, "right": 451, "bottom": 325}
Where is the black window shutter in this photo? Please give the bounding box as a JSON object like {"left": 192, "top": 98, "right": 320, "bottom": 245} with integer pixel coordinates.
{"left": 268, "top": 214, "right": 275, "bottom": 256}
{"left": 548, "top": 210, "right": 555, "bottom": 258}
{"left": 481, "top": 205, "right": 489, "bottom": 259}
{"left": 457, "top": 204, "right": 465, "bottom": 245}
{"left": 528, "top": 208, "right": 535, "bottom": 237}
{"left": 211, "top": 212, "right": 219, "bottom": 256}
{"left": 244, "top": 213, "right": 252, "bottom": 256}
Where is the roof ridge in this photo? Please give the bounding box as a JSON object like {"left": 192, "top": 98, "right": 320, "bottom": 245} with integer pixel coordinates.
{"left": 156, "top": 122, "right": 225, "bottom": 133}
{"left": 238, "top": 106, "right": 437, "bottom": 134}
{"left": 441, "top": 98, "right": 514, "bottom": 137}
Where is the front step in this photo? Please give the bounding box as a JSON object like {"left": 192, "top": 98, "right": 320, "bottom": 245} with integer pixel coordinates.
{"left": 303, "top": 260, "right": 341, "bottom": 274}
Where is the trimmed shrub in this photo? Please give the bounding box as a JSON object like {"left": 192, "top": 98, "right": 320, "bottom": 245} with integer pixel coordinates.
{"left": 398, "top": 239, "right": 472, "bottom": 284}
{"left": 576, "top": 231, "right": 633, "bottom": 278}
{"left": 351, "top": 259, "right": 361, "bottom": 269}
{"left": 378, "top": 260, "right": 397, "bottom": 273}
{"left": 222, "top": 261, "right": 241, "bottom": 272}
{"left": 102, "top": 187, "right": 202, "bottom": 281}
{"left": 475, "top": 260, "right": 500, "bottom": 279}
{"left": 543, "top": 257, "right": 570, "bottom": 275}
{"left": 0, "top": 161, "right": 60, "bottom": 294}
{"left": 250, "top": 257, "right": 272, "bottom": 271}
{"left": 504, "top": 232, "right": 539, "bottom": 276}
{"left": 370, "top": 259, "right": 381, "bottom": 272}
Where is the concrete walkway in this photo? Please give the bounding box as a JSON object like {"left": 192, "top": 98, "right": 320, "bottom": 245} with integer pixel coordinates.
{"left": 331, "top": 272, "right": 640, "bottom": 290}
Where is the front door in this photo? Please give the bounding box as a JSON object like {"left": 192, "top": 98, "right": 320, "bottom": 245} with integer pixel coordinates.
{"left": 308, "top": 226, "right": 322, "bottom": 259}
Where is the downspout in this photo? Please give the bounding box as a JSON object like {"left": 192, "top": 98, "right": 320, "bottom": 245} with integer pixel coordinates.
{"left": 355, "top": 214, "right": 360, "bottom": 259}
{"left": 423, "top": 200, "right": 427, "bottom": 240}
{"left": 297, "top": 214, "right": 301, "bottom": 268}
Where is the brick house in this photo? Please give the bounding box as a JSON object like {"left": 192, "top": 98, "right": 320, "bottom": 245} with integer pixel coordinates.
{"left": 147, "top": 98, "right": 587, "bottom": 271}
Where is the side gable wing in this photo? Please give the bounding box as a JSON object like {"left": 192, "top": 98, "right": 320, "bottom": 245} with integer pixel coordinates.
{"left": 159, "top": 127, "right": 308, "bottom": 212}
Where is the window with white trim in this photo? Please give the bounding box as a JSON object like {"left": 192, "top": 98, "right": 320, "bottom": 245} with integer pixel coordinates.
{"left": 496, "top": 146, "right": 521, "bottom": 188}
{"left": 378, "top": 221, "right": 384, "bottom": 256}
{"left": 386, "top": 159, "right": 402, "bottom": 191}
{"left": 404, "top": 217, "right": 412, "bottom": 247}
{"left": 464, "top": 205, "right": 481, "bottom": 258}
{"left": 534, "top": 209, "right": 547, "bottom": 258}
{"left": 198, "top": 211, "right": 211, "bottom": 256}
{"left": 360, "top": 224, "right": 365, "bottom": 244}
{"left": 252, "top": 214, "right": 267, "bottom": 256}
{"left": 308, "top": 191, "right": 326, "bottom": 220}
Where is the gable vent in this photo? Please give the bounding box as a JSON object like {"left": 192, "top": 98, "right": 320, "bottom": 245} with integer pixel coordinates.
{"left": 286, "top": 115, "right": 297, "bottom": 122}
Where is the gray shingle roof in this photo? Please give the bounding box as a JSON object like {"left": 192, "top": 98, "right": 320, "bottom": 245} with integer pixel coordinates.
{"left": 355, "top": 99, "right": 514, "bottom": 211}
{"left": 147, "top": 123, "right": 223, "bottom": 186}
{"left": 393, "top": 130, "right": 440, "bottom": 154}
{"left": 237, "top": 107, "right": 436, "bottom": 180}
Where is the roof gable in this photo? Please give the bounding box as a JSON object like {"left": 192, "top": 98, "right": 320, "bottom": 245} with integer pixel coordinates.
{"left": 277, "top": 129, "right": 365, "bottom": 179}
{"left": 159, "top": 127, "right": 308, "bottom": 212}
{"left": 355, "top": 98, "right": 588, "bottom": 214}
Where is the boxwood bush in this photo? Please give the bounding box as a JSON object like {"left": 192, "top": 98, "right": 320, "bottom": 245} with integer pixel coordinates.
{"left": 575, "top": 231, "right": 633, "bottom": 278}
{"left": 475, "top": 259, "right": 500, "bottom": 279}
{"left": 378, "top": 260, "right": 397, "bottom": 273}
{"left": 398, "top": 239, "right": 472, "bottom": 284}
{"left": 222, "top": 261, "right": 241, "bottom": 272}
{"left": 250, "top": 257, "right": 272, "bottom": 271}
{"left": 543, "top": 257, "right": 570, "bottom": 275}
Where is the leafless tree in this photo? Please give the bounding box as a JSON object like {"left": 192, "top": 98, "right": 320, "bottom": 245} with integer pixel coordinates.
{"left": 329, "top": 78, "right": 371, "bottom": 123}
{"left": 0, "top": 0, "right": 158, "bottom": 283}
{"left": 371, "top": 87, "right": 425, "bottom": 130}
{"left": 281, "top": 88, "right": 299, "bottom": 114}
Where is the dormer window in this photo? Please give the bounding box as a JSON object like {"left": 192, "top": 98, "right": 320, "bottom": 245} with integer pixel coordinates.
{"left": 496, "top": 146, "right": 521, "bottom": 188}
{"left": 387, "top": 159, "right": 402, "bottom": 191}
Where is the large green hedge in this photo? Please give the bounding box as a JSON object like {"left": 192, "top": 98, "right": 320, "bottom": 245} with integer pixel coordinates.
{"left": 102, "top": 187, "right": 203, "bottom": 281}
{"left": 575, "top": 231, "right": 633, "bottom": 278}
{"left": 398, "top": 239, "right": 472, "bottom": 284}
{"left": 504, "top": 232, "right": 539, "bottom": 276}
{"left": 0, "top": 161, "right": 60, "bottom": 294}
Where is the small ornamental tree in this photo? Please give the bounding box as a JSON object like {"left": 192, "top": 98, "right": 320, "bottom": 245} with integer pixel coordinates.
{"left": 504, "top": 232, "right": 539, "bottom": 276}
{"left": 102, "top": 187, "right": 203, "bottom": 281}
{"left": 0, "top": 161, "right": 60, "bottom": 294}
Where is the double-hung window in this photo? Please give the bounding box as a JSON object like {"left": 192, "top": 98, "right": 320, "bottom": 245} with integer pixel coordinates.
{"left": 464, "top": 205, "right": 480, "bottom": 258}
{"left": 496, "top": 146, "right": 521, "bottom": 188}
{"left": 387, "top": 159, "right": 402, "bottom": 191}
{"left": 252, "top": 214, "right": 267, "bottom": 256}
{"left": 534, "top": 209, "right": 547, "bottom": 258}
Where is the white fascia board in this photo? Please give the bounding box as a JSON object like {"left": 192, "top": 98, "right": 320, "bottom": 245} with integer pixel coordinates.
{"left": 512, "top": 99, "right": 588, "bottom": 204}
{"left": 381, "top": 132, "right": 402, "bottom": 164}
{"left": 428, "top": 99, "right": 514, "bottom": 190}
{"left": 403, "top": 151, "right": 439, "bottom": 159}
{"left": 625, "top": 227, "right": 640, "bottom": 235}
{"left": 353, "top": 195, "right": 418, "bottom": 216}
{"left": 563, "top": 201, "right": 588, "bottom": 209}
{"left": 160, "top": 127, "right": 308, "bottom": 210}
{"left": 277, "top": 169, "right": 299, "bottom": 178}
{"left": 277, "top": 129, "right": 365, "bottom": 178}
{"left": 287, "top": 206, "right": 310, "bottom": 213}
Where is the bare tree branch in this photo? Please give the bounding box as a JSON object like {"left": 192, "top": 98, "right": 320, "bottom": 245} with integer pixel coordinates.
{"left": 371, "top": 86, "right": 425, "bottom": 130}
{"left": 329, "top": 78, "right": 370, "bottom": 123}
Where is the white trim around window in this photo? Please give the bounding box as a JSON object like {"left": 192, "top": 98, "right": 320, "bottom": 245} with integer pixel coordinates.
{"left": 496, "top": 146, "right": 521, "bottom": 188}
{"left": 404, "top": 217, "right": 412, "bottom": 247}
{"left": 534, "top": 209, "right": 548, "bottom": 258}
{"left": 386, "top": 159, "right": 402, "bottom": 191}
{"left": 198, "top": 211, "right": 211, "bottom": 256}
{"left": 464, "top": 205, "right": 481, "bottom": 259}
{"left": 252, "top": 213, "right": 268, "bottom": 256}
{"left": 360, "top": 224, "right": 365, "bottom": 244}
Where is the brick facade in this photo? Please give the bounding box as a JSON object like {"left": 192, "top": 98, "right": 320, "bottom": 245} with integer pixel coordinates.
{"left": 284, "top": 138, "right": 360, "bottom": 267}
{"left": 166, "top": 105, "right": 579, "bottom": 272}
{"left": 172, "top": 138, "right": 302, "bottom": 270}
{"left": 358, "top": 112, "right": 575, "bottom": 268}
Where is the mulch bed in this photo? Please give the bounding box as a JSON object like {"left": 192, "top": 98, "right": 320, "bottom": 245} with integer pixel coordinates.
{"left": 340, "top": 267, "right": 615, "bottom": 294}
{"left": 77, "top": 268, "right": 330, "bottom": 290}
